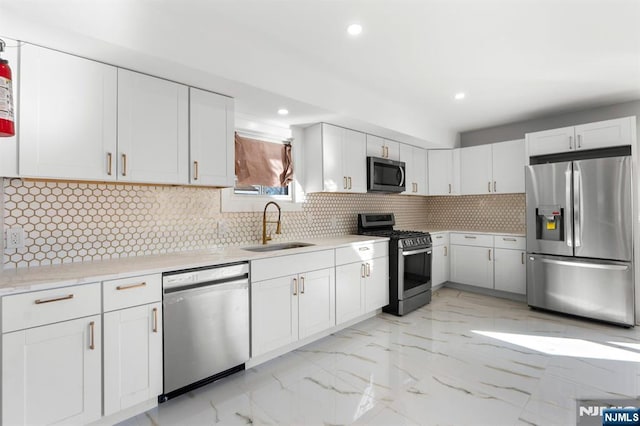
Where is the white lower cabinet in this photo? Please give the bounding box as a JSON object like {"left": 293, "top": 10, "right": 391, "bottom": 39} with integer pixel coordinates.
{"left": 431, "top": 233, "right": 450, "bottom": 287}
{"left": 2, "top": 315, "right": 102, "bottom": 425}
{"left": 335, "top": 257, "right": 389, "bottom": 324}
{"left": 494, "top": 248, "right": 526, "bottom": 294}
{"left": 450, "top": 244, "right": 494, "bottom": 289}
{"left": 364, "top": 258, "right": 389, "bottom": 311}
{"left": 251, "top": 267, "right": 335, "bottom": 357}
{"left": 104, "top": 302, "right": 163, "bottom": 416}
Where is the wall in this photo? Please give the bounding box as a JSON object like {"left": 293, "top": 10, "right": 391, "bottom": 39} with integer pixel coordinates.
{"left": 459, "top": 100, "right": 640, "bottom": 146}
{"left": 2, "top": 178, "right": 526, "bottom": 269}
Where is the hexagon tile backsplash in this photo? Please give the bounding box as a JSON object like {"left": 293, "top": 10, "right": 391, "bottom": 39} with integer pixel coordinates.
{"left": 2, "top": 178, "right": 525, "bottom": 269}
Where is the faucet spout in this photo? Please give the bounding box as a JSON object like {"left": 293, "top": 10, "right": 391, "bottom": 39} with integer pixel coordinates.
{"left": 262, "top": 201, "right": 282, "bottom": 245}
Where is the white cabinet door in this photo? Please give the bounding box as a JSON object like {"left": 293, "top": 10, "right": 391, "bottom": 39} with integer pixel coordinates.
{"left": 526, "top": 126, "right": 575, "bottom": 157}
{"left": 251, "top": 275, "right": 298, "bottom": 357}
{"left": 494, "top": 249, "right": 526, "bottom": 294}
{"left": 575, "top": 117, "right": 634, "bottom": 151}
{"left": 189, "top": 88, "right": 234, "bottom": 186}
{"left": 428, "top": 150, "right": 454, "bottom": 195}
{"left": 343, "top": 128, "right": 367, "bottom": 193}
{"left": 19, "top": 43, "right": 117, "bottom": 180}
{"left": 450, "top": 245, "right": 494, "bottom": 289}
{"left": 321, "top": 124, "right": 345, "bottom": 192}
{"left": 364, "top": 257, "right": 389, "bottom": 311}
{"left": 400, "top": 145, "right": 427, "bottom": 196}
{"left": 3, "top": 315, "right": 102, "bottom": 425}
{"left": 298, "top": 268, "right": 335, "bottom": 339}
{"left": 104, "top": 303, "right": 163, "bottom": 416}
{"left": 384, "top": 139, "right": 400, "bottom": 161}
{"left": 460, "top": 145, "right": 493, "bottom": 195}
{"left": 117, "top": 69, "right": 189, "bottom": 184}
{"left": 400, "top": 144, "right": 415, "bottom": 195}
{"left": 492, "top": 139, "right": 525, "bottom": 194}
{"left": 366, "top": 134, "right": 386, "bottom": 159}
{"left": 335, "top": 262, "right": 364, "bottom": 325}
{"left": 0, "top": 37, "right": 18, "bottom": 177}
{"left": 432, "top": 244, "right": 449, "bottom": 287}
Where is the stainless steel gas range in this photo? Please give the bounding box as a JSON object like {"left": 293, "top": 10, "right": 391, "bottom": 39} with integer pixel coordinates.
{"left": 358, "top": 213, "right": 432, "bottom": 316}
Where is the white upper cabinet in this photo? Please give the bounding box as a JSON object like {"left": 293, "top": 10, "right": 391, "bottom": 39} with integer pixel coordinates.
{"left": 400, "top": 144, "right": 427, "bottom": 195}
{"left": 189, "top": 88, "right": 234, "bottom": 186}
{"left": 19, "top": 43, "right": 118, "bottom": 180}
{"left": 303, "top": 123, "right": 366, "bottom": 193}
{"left": 0, "top": 37, "right": 19, "bottom": 177}
{"left": 526, "top": 117, "right": 635, "bottom": 158}
{"left": 460, "top": 139, "right": 525, "bottom": 194}
{"left": 117, "top": 69, "right": 189, "bottom": 184}
{"left": 428, "top": 149, "right": 458, "bottom": 195}
{"left": 366, "top": 134, "right": 399, "bottom": 160}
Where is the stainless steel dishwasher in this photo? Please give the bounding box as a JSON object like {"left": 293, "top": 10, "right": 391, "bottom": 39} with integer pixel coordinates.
{"left": 160, "top": 262, "right": 249, "bottom": 401}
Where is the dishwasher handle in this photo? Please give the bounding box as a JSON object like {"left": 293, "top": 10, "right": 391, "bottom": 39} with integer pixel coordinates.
{"left": 163, "top": 277, "right": 248, "bottom": 295}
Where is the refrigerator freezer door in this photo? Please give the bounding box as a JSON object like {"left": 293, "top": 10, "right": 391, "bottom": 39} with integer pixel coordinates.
{"left": 526, "top": 162, "right": 574, "bottom": 256}
{"left": 573, "top": 156, "right": 632, "bottom": 261}
{"left": 527, "top": 254, "right": 634, "bottom": 326}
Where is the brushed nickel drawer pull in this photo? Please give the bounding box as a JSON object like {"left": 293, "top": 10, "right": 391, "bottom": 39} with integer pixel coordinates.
{"left": 35, "top": 294, "right": 74, "bottom": 304}
{"left": 116, "top": 282, "right": 147, "bottom": 291}
{"left": 358, "top": 246, "right": 370, "bottom": 251}
{"left": 448, "top": 183, "right": 452, "bottom": 194}
{"left": 444, "top": 246, "right": 448, "bottom": 256}
{"left": 152, "top": 307, "right": 158, "bottom": 333}
{"left": 435, "top": 235, "right": 443, "bottom": 239}
{"left": 107, "top": 152, "right": 113, "bottom": 176}
{"left": 503, "top": 237, "right": 517, "bottom": 242}
{"left": 493, "top": 181, "right": 497, "bottom": 192}
{"left": 488, "top": 249, "right": 492, "bottom": 261}
{"left": 293, "top": 278, "right": 298, "bottom": 296}
{"left": 488, "top": 181, "right": 491, "bottom": 192}
{"left": 348, "top": 176, "right": 352, "bottom": 190}
{"left": 343, "top": 176, "right": 348, "bottom": 189}
{"left": 361, "top": 264, "right": 366, "bottom": 278}
{"left": 464, "top": 236, "right": 477, "bottom": 239}
{"left": 89, "top": 321, "right": 95, "bottom": 350}
{"left": 193, "top": 160, "right": 199, "bottom": 180}
{"left": 366, "top": 263, "right": 371, "bottom": 277}
{"left": 521, "top": 252, "right": 525, "bottom": 265}
{"left": 300, "top": 276, "right": 305, "bottom": 294}
{"left": 122, "top": 153, "right": 128, "bottom": 176}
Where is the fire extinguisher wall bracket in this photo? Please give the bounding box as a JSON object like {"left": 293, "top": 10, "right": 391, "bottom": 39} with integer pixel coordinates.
{"left": 0, "top": 38, "right": 16, "bottom": 137}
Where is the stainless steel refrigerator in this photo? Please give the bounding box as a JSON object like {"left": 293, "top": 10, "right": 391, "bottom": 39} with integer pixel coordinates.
{"left": 525, "top": 155, "right": 634, "bottom": 326}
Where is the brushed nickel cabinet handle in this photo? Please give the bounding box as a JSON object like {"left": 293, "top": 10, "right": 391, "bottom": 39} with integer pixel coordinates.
{"left": 358, "top": 246, "right": 370, "bottom": 251}
{"left": 493, "top": 181, "right": 496, "bottom": 192}
{"left": 293, "top": 278, "right": 298, "bottom": 296}
{"left": 348, "top": 176, "right": 352, "bottom": 190}
{"left": 35, "top": 294, "right": 74, "bottom": 304}
{"left": 107, "top": 152, "right": 113, "bottom": 176}
{"left": 366, "top": 263, "right": 371, "bottom": 277}
{"left": 502, "top": 237, "right": 517, "bottom": 242}
{"left": 444, "top": 246, "right": 448, "bottom": 256}
{"left": 521, "top": 252, "right": 525, "bottom": 265}
{"left": 569, "top": 136, "right": 573, "bottom": 150}
{"left": 488, "top": 181, "right": 491, "bottom": 192}
{"left": 448, "top": 183, "right": 452, "bottom": 194}
{"left": 435, "top": 235, "right": 443, "bottom": 239}
{"left": 361, "top": 264, "right": 366, "bottom": 278}
{"left": 577, "top": 134, "right": 582, "bottom": 149}
{"left": 464, "top": 235, "right": 477, "bottom": 239}
{"left": 122, "top": 153, "right": 127, "bottom": 176}
{"left": 343, "top": 176, "right": 348, "bottom": 189}
{"left": 89, "top": 321, "right": 95, "bottom": 350}
{"left": 193, "top": 160, "right": 199, "bottom": 180}
{"left": 488, "top": 249, "right": 492, "bottom": 261}
{"left": 152, "top": 307, "right": 158, "bottom": 333}
{"left": 300, "top": 276, "right": 305, "bottom": 294}
{"left": 116, "top": 282, "right": 146, "bottom": 291}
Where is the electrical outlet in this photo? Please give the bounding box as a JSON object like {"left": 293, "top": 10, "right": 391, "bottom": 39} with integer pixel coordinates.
{"left": 330, "top": 216, "right": 338, "bottom": 229}
{"left": 6, "top": 227, "right": 24, "bottom": 249}
{"left": 217, "top": 220, "right": 228, "bottom": 238}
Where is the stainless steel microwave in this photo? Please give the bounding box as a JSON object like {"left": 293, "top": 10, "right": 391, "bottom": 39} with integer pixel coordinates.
{"left": 367, "top": 156, "right": 406, "bottom": 193}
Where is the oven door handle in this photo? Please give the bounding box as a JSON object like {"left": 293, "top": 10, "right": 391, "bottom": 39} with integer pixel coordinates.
{"left": 402, "top": 248, "right": 432, "bottom": 256}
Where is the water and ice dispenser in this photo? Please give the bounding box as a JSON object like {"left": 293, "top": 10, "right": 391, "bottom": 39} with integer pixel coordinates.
{"left": 535, "top": 205, "right": 564, "bottom": 241}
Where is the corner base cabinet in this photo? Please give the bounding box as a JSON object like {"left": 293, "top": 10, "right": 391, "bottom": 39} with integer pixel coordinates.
{"left": 2, "top": 315, "right": 102, "bottom": 425}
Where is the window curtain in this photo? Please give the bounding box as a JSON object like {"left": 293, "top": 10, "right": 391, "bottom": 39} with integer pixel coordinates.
{"left": 235, "top": 133, "right": 293, "bottom": 187}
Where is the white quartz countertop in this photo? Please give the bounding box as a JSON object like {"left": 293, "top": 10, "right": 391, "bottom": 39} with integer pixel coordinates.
{"left": 418, "top": 228, "right": 525, "bottom": 237}
{"left": 0, "top": 235, "right": 389, "bottom": 296}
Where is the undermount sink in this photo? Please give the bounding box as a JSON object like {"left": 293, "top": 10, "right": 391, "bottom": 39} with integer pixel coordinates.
{"left": 243, "top": 242, "right": 315, "bottom": 252}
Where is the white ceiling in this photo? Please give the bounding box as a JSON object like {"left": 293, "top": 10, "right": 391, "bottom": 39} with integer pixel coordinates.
{"left": 1, "top": 0, "right": 639, "bottom": 148}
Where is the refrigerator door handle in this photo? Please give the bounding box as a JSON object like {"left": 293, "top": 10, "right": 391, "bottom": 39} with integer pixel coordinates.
{"left": 565, "top": 165, "right": 573, "bottom": 247}
{"left": 539, "top": 258, "right": 629, "bottom": 271}
{"left": 573, "top": 165, "right": 582, "bottom": 248}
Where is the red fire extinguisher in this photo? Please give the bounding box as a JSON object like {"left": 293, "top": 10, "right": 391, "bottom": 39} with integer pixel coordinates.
{"left": 0, "top": 39, "right": 15, "bottom": 137}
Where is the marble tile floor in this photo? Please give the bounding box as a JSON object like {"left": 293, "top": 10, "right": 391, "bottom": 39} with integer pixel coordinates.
{"left": 119, "top": 288, "right": 640, "bottom": 425}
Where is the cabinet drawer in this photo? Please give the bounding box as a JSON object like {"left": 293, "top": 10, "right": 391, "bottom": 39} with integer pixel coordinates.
{"left": 493, "top": 235, "right": 526, "bottom": 250}
{"left": 450, "top": 233, "right": 493, "bottom": 247}
{"left": 335, "top": 241, "right": 388, "bottom": 266}
{"left": 2, "top": 282, "right": 101, "bottom": 333}
{"left": 252, "top": 249, "right": 334, "bottom": 282}
{"left": 103, "top": 273, "right": 162, "bottom": 312}
{"left": 431, "top": 232, "right": 449, "bottom": 247}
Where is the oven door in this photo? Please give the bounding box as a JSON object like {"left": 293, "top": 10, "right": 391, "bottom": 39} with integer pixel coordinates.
{"left": 398, "top": 246, "right": 432, "bottom": 300}
{"left": 368, "top": 156, "right": 406, "bottom": 193}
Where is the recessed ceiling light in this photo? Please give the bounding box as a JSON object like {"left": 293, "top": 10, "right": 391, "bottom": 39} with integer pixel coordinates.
{"left": 277, "top": 108, "right": 289, "bottom": 116}
{"left": 347, "top": 23, "right": 363, "bottom": 36}
{"left": 454, "top": 92, "right": 466, "bottom": 100}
